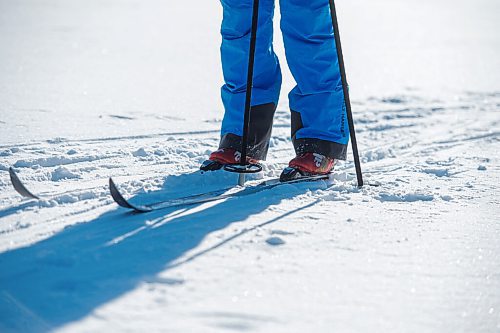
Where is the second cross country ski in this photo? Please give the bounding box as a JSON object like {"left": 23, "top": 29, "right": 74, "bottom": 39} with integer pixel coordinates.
{"left": 109, "top": 173, "right": 331, "bottom": 213}
{"left": 9, "top": 167, "right": 41, "bottom": 200}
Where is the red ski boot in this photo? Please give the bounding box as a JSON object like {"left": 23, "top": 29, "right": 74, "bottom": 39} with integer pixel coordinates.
{"left": 280, "top": 153, "right": 334, "bottom": 181}
{"left": 200, "top": 148, "right": 258, "bottom": 171}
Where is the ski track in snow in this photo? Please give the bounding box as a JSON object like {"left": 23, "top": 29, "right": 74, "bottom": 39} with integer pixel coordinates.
{"left": 1, "top": 91, "right": 499, "bottom": 332}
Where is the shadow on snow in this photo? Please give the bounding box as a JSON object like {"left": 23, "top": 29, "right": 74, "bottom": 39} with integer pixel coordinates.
{"left": 0, "top": 171, "right": 321, "bottom": 332}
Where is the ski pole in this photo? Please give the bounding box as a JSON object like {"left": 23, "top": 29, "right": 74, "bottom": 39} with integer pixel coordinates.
{"left": 240, "top": 0, "right": 260, "bottom": 168}
{"left": 223, "top": 0, "right": 260, "bottom": 186}
{"left": 328, "top": 0, "right": 364, "bottom": 187}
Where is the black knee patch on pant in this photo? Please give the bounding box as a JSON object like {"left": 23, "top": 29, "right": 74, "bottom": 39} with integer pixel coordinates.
{"left": 290, "top": 110, "right": 348, "bottom": 161}
{"left": 291, "top": 110, "right": 303, "bottom": 140}
{"left": 219, "top": 103, "right": 277, "bottom": 160}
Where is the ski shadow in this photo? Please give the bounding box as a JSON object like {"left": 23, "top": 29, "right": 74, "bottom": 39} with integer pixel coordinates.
{"left": 0, "top": 201, "right": 39, "bottom": 219}
{"left": 0, "top": 170, "right": 324, "bottom": 332}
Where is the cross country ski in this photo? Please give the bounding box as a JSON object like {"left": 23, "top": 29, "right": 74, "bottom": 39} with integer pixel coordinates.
{"left": 9, "top": 167, "right": 41, "bottom": 200}
{"left": 109, "top": 173, "right": 331, "bottom": 213}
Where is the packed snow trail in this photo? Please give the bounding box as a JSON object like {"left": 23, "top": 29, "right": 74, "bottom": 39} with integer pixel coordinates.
{"left": 1, "top": 92, "right": 499, "bottom": 332}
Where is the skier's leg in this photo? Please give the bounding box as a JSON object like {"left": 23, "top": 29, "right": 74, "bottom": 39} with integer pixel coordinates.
{"left": 280, "top": 0, "right": 349, "bottom": 161}
{"left": 219, "top": 0, "right": 282, "bottom": 160}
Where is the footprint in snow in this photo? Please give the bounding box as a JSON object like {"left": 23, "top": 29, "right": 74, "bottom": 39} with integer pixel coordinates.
{"left": 266, "top": 237, "right": 286, "bottom": 246}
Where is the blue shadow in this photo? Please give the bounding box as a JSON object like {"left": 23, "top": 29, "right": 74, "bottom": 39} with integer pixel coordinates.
{"left": 0, "top": 171, "right": 322, "bottom": 332}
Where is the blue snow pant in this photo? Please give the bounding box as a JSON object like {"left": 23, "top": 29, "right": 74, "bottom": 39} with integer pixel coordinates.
{"left": 219, "top": 0, "right": 349, "bottom": 161}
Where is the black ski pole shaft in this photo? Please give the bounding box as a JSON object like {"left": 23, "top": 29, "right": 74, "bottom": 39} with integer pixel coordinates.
{"left": 328, "top": 0, "right": 364, "bottom": 187}
{"left": 240, "top": 0, "right": 260, "bottom": 166}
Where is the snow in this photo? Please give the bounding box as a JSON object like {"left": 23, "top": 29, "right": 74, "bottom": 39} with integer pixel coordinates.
{"left": 1, "top": 0, "right": 500, "bottom": 332}
{"left": 51, "top": 167, "right": 80, "bottom": 182}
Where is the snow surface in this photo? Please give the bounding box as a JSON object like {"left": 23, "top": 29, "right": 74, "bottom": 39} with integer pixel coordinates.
{"left": 1, "top": 0, "right": 500, "bottom": 332}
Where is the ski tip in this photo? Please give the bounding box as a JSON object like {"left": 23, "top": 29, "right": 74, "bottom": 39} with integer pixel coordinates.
{"left": 108, "top": 178, "right": 152, "bottom": 213}
{"left": 9, "top": 167, "right": 40, "bottom": 200}
{"left": 8, "top": 166, "right": 17, "bottom": 180}
{"left": 109, "top": 177, "right": 132, "bottom": 209}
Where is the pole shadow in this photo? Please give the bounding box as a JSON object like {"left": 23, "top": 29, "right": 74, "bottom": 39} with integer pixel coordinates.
{"left": 0, "top": 171, "right": 324, "bottom": 332}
